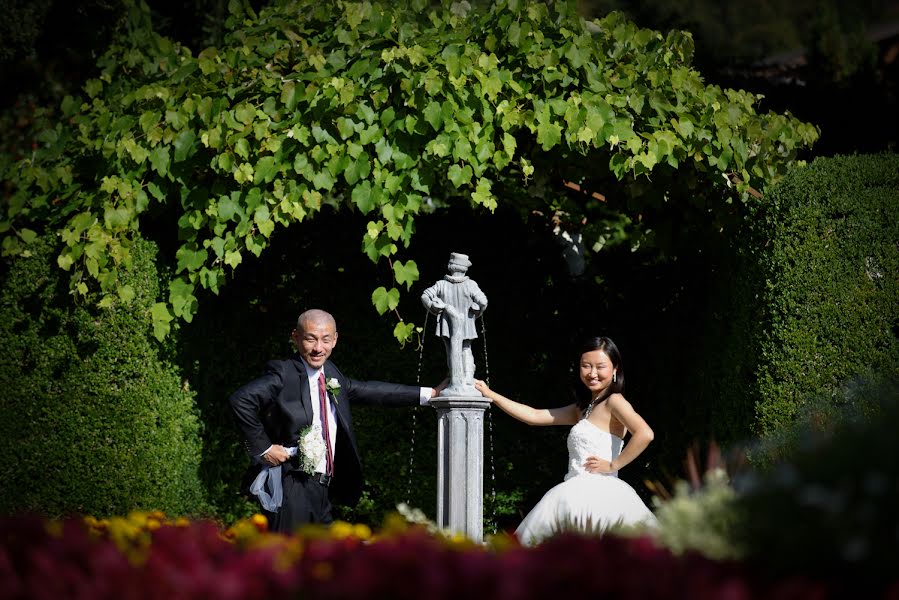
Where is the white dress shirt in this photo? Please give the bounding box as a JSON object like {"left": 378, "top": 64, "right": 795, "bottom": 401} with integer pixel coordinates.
{"left": 301, "top": 361, "right": 338, "bottom": 474}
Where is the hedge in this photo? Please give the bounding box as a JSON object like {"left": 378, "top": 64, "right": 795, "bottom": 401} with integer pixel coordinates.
{"left": 0, "top": 234, "right": 208, "bottom": 517}
{"left": 750, "top": 153, "right": 899, "bottom": 435}
{"left": 654, "top": 152, "right": 898, "bottom": 464}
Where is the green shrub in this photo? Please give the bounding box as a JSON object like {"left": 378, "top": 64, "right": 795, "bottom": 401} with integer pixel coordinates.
{"left": 692, "top": 153, "right": 898, "bottom": 451}
{"left": 750, "top": 153, "right": 899, "bottom": 436}
{"left": 735, "top": 376, "right": 899, "bottom": 582}
{"left": 748, "top": 369, "right": 886, "bottom": 467}
{"left": 0, "top": 234, "right": 208, "bottom": 518}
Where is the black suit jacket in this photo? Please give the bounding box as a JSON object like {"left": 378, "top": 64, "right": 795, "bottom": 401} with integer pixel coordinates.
{"left": 229, "top": 353, "right": 421, "bottom": 506}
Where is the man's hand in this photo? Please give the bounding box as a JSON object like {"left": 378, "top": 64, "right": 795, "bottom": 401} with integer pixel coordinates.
{"left": 263, "top": 445, "right": 290, "bottom": 466}
{"left": 431, "top": 377, "right": 450, "bottom": 397}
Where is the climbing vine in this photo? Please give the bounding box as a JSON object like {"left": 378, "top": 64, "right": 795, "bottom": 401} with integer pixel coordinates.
{"left": 0, "top": 0, "right": 818, "bottom": 341}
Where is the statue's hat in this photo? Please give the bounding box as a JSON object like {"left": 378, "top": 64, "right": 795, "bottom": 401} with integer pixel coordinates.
{"left": 448, "top": 252, "right": 472, "bottom": 269}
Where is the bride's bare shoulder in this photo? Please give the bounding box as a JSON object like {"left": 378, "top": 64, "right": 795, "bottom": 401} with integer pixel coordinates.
{"left": 606, "top": 393, "right": 630, "bottom": 408}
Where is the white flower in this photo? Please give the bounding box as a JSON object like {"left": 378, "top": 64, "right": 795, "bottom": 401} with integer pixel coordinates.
{"left": 297, "top": 423, "right": 326, "bottom": 475}
{"left": 325, "top": 377, "right": 341, "bottom": 402}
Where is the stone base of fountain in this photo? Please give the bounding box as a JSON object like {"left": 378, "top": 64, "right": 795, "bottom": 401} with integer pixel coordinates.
{"left": 431, "top": 395, "right": 491, "bottom": 543}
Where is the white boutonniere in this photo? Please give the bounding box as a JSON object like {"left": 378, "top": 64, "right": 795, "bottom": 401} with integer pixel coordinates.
{"left": 325, "top": 377, "right": 341, "bottom": 403}
{"left": 297, "top": 423, "right": 325, "bottom": 475}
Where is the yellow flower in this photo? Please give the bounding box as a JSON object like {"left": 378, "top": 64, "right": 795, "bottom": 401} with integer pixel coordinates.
{"left": 328, "top": 520, "right": 355, "bottom": 539}
{"left": 251, "top": 513, "right": 269, "bottom": 531}
{"left": 353, "top": 523, "right": 372, "bottom": 540}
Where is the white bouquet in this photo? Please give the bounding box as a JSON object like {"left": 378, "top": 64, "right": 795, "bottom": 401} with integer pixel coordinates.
{"left": 297, "top": 423, "right": 326, "bottom": 475}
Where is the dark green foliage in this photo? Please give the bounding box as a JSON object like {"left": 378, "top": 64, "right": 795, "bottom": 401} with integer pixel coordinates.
{"left": 748, "top": 369, "right": 888, "bottom": 468}
{"left": 665, "top": 153, "right": 899, "bottom": 472}
{"left": 735, "top": 377, "right": 899, "bottom": 584}
{"left": 0, "top": 234, "right": 208, "bottom": 518}
{"left": 751, "top": 153, "right": 899, "bottom": 436}
{"left": 674, "top": 222, "right": 767, "bottom": 454}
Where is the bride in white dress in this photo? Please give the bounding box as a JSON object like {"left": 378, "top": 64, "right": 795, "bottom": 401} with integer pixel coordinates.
{"left": 475, "top": 336, "right": 657, "bottom": 546}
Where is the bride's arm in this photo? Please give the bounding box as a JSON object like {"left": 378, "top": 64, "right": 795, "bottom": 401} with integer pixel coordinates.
{"left": 475, "top": 379, "right": 579, "bottom": 426}
{"left": 607, "top": 393, "right": 654, "bottom": 471}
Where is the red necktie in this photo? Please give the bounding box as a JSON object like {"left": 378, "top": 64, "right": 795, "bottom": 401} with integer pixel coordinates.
{"left": 318, "top": 372, "right": 334, "bottom": 476}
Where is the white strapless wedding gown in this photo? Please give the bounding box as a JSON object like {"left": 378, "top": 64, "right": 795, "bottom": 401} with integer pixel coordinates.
{"left": 515, "top": 419, "right": 657, "bottom": 546}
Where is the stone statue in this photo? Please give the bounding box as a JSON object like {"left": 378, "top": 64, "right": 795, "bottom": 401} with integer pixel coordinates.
{"left": 421, "top": 252, "right": 488, "bottom": 397}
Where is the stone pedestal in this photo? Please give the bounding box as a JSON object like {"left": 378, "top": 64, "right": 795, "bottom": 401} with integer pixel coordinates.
{"left": 431, "top": 396, "right": 490, "bottom": 543}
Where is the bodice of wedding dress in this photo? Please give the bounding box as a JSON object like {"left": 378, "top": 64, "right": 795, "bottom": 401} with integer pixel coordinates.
{"left": 564, "top": 419, "right": 624, "bottom": 480}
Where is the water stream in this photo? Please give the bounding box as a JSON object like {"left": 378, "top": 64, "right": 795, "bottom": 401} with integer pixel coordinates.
{"left": 479, "top": 314, "right": 497, "bottom": 534}
{"left": 406, "top": 311, "right": 429, "bottom": 505}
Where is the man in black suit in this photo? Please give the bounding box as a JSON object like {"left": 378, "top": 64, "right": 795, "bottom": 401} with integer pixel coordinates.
{"left": 229, "top": 308, "right": 438, "bottom": 532}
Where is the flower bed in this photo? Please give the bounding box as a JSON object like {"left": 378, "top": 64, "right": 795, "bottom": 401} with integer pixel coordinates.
{"left": 0, "top": 511, "right": 894, "bottom": 599}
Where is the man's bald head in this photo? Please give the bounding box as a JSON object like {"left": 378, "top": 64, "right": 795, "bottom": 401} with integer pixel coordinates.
{"left": 297, "top": 309, "right": 337, "bottom": 333}
{"left": 292, "top": 309, "right": 338, "bottom": 369}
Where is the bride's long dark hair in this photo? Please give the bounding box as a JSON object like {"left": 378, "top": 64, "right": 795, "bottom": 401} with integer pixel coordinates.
{"left": 573, "top": 336, "right": 625, "bottom": 413}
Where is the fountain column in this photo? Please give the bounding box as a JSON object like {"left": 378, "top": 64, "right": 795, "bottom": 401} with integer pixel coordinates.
{"left": 432, "top": 395, "right": 490, "bottom": 542}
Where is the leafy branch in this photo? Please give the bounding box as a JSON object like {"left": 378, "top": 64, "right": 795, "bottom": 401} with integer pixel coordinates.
{"left": 0, "top": 0, "right": 818, "bottom": 342}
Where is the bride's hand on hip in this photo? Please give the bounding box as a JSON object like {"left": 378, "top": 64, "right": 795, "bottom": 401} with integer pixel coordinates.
{"left": 584, "top": 455, "right": 614, "bottom": 473}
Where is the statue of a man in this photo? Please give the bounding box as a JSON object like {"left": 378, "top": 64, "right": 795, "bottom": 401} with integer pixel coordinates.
{"left": 421, "top": 252, "right": 488, "bottom": 397}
